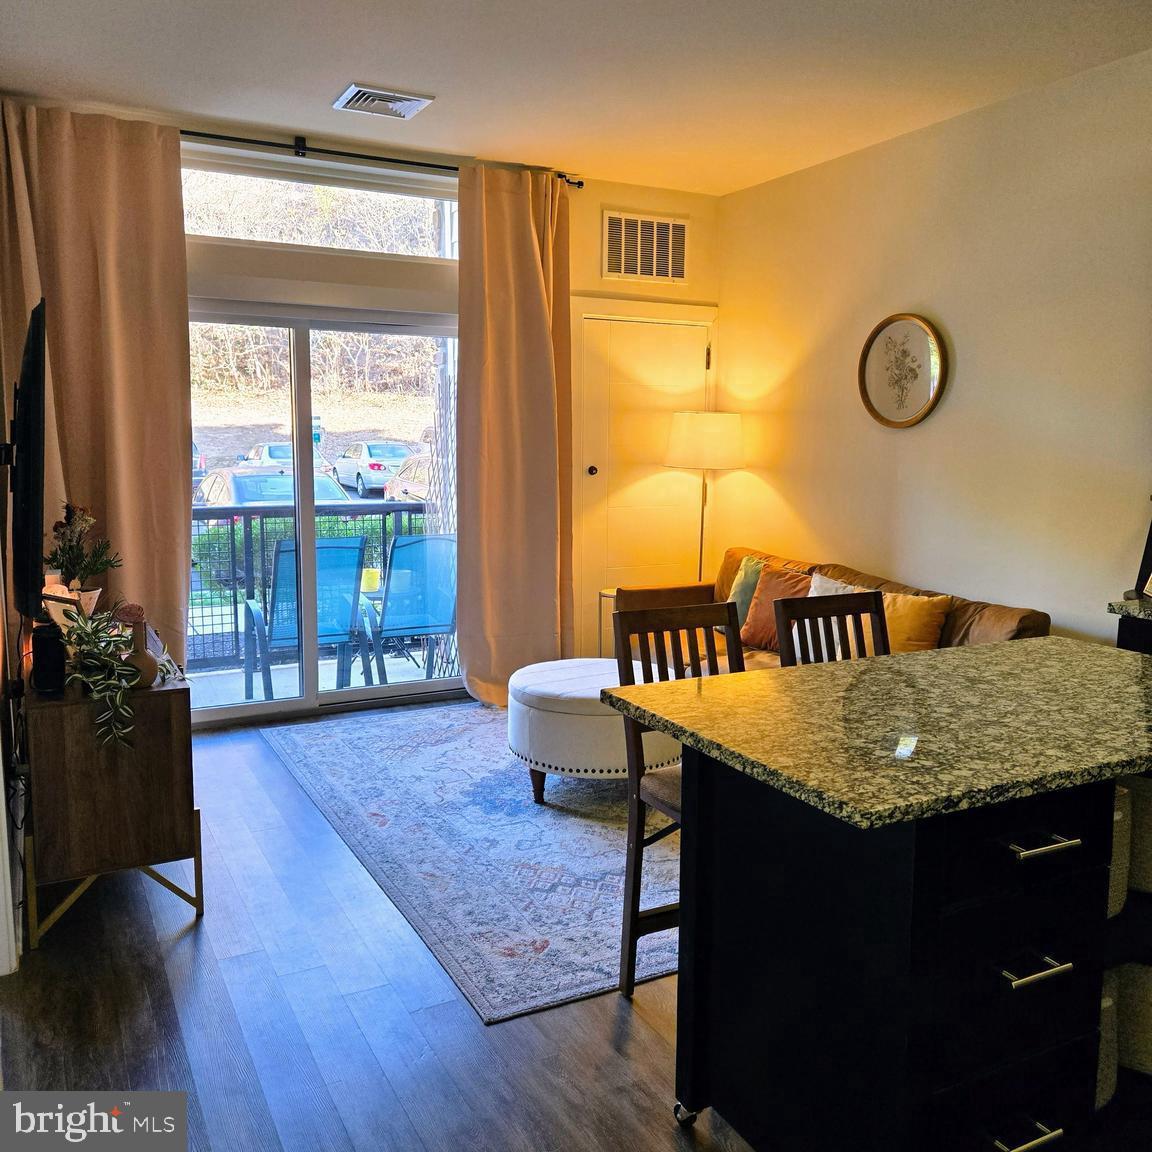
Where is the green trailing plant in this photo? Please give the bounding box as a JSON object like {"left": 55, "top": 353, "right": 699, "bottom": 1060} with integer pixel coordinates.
{"left": 61, "top": 605, "right": 141, "bottom": 745}
{"left": 60, "top": 603, "right": 186, "bottom": 746}
{"left": 45, "top": 503, "right": 122, "bottom": 588}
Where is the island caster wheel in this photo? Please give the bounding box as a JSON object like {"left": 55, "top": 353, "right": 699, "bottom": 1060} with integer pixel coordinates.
{"left": 673, "top": 1102, "right": 698, "bottom": 1127}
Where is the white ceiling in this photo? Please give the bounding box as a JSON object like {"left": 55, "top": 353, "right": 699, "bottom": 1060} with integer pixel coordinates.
{"left": 3, "top": 0, "right": 1152, "bottom": 195}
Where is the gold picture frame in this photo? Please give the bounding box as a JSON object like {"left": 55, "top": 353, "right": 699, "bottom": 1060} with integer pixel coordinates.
{"left": 858, "top": 314, "right": 948, "bottom": 429}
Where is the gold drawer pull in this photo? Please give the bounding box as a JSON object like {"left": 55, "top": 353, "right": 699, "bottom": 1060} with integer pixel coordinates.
{"left": 1006, "top": 834, "right": 1082, "bottom": 861}
{"left": 1001, "top": 955, "right": 1074, "bottom": 991}
{"left": 992, "top": 1120, "right": 1064, "bottom": 1151}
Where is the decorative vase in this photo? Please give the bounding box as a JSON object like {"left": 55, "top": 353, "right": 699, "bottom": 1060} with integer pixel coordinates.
{"left": 125, "top": 621, "right": 160, "bottom": 689}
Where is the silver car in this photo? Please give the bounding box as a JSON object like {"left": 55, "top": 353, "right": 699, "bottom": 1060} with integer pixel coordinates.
{"left": 239, "top": 441, "right": 332, "bottom": 472}
{"left": 331, "top": 439, "right": 419, "bottom": 497}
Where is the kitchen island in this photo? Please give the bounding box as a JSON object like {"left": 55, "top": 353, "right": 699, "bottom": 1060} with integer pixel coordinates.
{"left": 602, "top": 637, "right": 1152, "bottom": 1152}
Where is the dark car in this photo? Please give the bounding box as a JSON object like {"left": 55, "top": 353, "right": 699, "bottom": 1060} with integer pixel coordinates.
{"left": 193, "top": 466, "right": 350, "bottom": 507}
{"left": 382, "top": 453, "right": 430, "bottom": 502}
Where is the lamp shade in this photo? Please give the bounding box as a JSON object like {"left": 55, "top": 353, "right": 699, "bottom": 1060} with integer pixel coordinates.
{"left": 664, "top": 411, "right": 744, "bottom": 470}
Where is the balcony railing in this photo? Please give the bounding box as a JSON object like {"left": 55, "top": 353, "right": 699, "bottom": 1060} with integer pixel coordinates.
{"left": 188, "top": 500, "right": 451, "bottom": 675}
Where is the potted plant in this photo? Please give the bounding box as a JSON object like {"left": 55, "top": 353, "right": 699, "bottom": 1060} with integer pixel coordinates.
{"left": 43, "top": 503, "right": 122, "bottom": 622}
{"left": 59, "top": 601, "right": 182, "bottom": 745}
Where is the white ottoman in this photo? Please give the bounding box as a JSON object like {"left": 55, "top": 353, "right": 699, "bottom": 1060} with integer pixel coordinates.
{"left": 508, "top": 658, "right": 682, "bottom": 803}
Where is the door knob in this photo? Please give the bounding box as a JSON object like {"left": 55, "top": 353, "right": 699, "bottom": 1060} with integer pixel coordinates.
{"left": 587, "top": 465, "right": 599, "bottom": 476}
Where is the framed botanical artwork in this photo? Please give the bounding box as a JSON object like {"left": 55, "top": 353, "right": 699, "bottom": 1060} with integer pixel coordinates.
{"left": 858, "top": 314, "right": 948, "bottom": 429}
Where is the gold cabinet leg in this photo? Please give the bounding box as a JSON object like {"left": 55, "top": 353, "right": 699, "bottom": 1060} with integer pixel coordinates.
{"left": 139, "top": 810, "right": 204, "bottom": 916}
{"left": 192, "top": 808, "right": 204, "bottom": 917}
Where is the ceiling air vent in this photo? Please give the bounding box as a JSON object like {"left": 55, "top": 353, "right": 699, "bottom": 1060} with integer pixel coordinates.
{"left": 333, "top": 84, "right": 434, "bottom": 120}
{"left": 603, "top": 211, "right": 688, "bottom": 282}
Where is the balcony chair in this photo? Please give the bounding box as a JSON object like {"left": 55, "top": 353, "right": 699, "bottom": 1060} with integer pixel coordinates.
{"left": 244, "top": 535, "right": 374, "bottom": 700}
{"left": 613, "top": 600, "right": 745, "bottom": 998}
{"left": 774, "top": 589, "right": 891, "bottom": 666}
{"left": 362, "top": 534, "right": 457, "bottom": 682}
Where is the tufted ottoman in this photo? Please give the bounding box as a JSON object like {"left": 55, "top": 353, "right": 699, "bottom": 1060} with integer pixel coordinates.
{"left": 508, "top": 658, "right": 682, "bottom": 803}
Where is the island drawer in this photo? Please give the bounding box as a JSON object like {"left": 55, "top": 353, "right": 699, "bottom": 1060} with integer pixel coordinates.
{"left": 927, "top": 950, "right": 1101, "bottom": 1081}
{"left": 925, "top": 1036, "right": 1097, "bottom": 1151}
{"left": 928, "top": 867, "right": 1108, "bottom": 962}
{"left": 924, "top": 783, "right": 1114, "bottom": 908}
{"left": 922, "top": 866, "right": 1107, "bottom": 1080}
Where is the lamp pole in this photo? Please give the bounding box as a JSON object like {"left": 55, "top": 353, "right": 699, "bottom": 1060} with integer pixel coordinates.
{"left": 697, "top": 469, "right": 708, "bottom": 583}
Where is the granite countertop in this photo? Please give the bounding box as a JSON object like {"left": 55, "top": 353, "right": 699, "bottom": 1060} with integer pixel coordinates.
{"left": 1109, "top": 599, "right": 1152, "bottom": 620}
{"left": 601, "top": 636, "right": 1152, "bottom": 829}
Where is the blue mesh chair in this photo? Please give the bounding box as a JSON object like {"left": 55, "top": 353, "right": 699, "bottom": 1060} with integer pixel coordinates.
{"left": 244, "top": 535, "right": 372, "bottom": 700}
{"left": 363, "top": 534, "right": 457, "bottom": 682}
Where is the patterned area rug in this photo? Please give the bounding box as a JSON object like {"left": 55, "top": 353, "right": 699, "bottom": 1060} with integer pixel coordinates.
{"left": 260, "top": 700, "right": 678, "bottom": 1022}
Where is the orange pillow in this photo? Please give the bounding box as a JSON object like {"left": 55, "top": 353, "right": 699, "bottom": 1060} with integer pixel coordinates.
{"left": 741, "top": 566, "right": 813, "bottom": 651}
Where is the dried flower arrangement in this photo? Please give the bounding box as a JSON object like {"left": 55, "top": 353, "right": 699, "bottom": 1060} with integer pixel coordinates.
{"left": 44, "top": 503, "right": 122, "bottom": 589}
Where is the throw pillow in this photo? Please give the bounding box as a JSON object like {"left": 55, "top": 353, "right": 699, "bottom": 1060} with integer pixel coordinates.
{"left": 808, "top": 572, "right": 858, "bottom": 598}
{"left": 809, "top": 573, "right": 951, "bottom": 654}
{"left": 879, "top": 590, "right": 953, "bottom": 653}
{"left": 741, "top": 565, "right": 813, "bottom": 651}
{"left": 727, "top": 554, "right": 767, "bottom": 628}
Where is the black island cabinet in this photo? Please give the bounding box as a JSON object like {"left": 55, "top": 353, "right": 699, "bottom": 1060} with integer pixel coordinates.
{"left": 603, "top": 637, "right": 1148, "bottom": 1152}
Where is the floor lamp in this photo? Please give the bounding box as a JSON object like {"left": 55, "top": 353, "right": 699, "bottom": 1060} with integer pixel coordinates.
{"left": 664, "top": 411, "right": 745, "bottom": 583}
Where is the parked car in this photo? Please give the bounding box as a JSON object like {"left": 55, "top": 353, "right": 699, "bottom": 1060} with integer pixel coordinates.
{"left": 193, "top": 467, "right": 350, "bottom": 507}
{"left": 382, "top": 453, "right": 431, "bottom": 502}
{"left": 192, "top": 440, "right": 207, "bottom": 486}
{"left": 239, "top": 441, "right": 331, "bottom": 472}
{"left": 331, "top": 439, "right": 420, "bottom": 497}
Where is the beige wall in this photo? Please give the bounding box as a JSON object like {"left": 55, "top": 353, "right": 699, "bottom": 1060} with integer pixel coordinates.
{"left": 569, "top": 178, "right": 719, "bottom": 305}
{"left": 711, "top": 49, "right": 1152, "bottom": 640}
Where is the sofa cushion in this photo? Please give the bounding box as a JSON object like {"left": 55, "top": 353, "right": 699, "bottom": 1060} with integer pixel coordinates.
{"left": 743, "top": 646, "right": 782, "bottom": 672}
{"left": 880, "top": 591, "right": 953, "bottom": 653}
{"left": 727, "top": 554, "right": 768, "bottom": 628}
{"left": 812, "top": 563, "right": 1050, "bottom": 647}
{"left": 716, "top": 546, "right": 815, "bottom": 605}
{"left": 742, "top": 565, "right": 813, "bottom": 651}
{"left": 808, "top": 574, "right": 951, "bottom": 654}
{"left": 707, "top": 630, "right": 781, "bottom": 672}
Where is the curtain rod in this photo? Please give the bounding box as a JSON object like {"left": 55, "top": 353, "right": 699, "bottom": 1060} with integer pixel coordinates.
{"left": 178, "top": 129, "right": 585, "bottom": 187}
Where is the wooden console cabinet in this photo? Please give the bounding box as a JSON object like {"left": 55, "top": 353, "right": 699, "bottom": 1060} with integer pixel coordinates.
{"left": 23, "top": 680, "right": 202, "bottom": 947}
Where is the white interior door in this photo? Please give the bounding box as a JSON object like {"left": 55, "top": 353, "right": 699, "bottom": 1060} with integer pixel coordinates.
{"left": 576, "top": 317, "right": 710, "bottom": 656}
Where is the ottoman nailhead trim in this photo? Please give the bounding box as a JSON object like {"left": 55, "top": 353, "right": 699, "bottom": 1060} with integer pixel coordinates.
{"left": 508, "top": 746, "right": 680, "bottom": 775}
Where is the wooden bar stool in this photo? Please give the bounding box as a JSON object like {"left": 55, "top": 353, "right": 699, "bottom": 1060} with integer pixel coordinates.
{"left": 612, "top": 600, "right": 745, "bottom": 997}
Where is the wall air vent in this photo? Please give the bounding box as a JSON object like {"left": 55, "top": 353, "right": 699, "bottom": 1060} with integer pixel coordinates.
{"left": 333, "top": 84, "right": 434, "bottom": 120}
{"left": 603, "top": 211, "right": 688, "bottom": 282}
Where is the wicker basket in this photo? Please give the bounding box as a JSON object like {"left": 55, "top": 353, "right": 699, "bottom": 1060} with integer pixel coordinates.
{"left": 1110, "top": 785, "right": 1132, "bottom": 917}
{"left": 1125, "top": 773, "right": 1152, "bottom": 894}
{"left": 1118, "top": 963, "right": 1152, "bottom": 1075}
{"left": 1098, "top": 969, "right": 1119, "bottom": 1110}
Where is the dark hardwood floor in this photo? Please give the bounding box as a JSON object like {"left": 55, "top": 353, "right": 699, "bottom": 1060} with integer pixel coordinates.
{"left": 0, "top": 723, "right": 1149, "bottom": 1150}
{"left": 0, "top": 727, "right": 750, "bottom": 1151}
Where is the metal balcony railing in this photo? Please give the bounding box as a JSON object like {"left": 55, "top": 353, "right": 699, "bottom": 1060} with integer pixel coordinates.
{"left": 188, "top": 500, "right": 445, "bottom": 672}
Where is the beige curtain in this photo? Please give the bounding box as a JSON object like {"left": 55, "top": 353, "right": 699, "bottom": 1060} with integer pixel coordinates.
{"left": 0, "top": 101, "right": 191, "bottom": 662}
{"left": 457, "top": 165, "right": 573, "bottom": 704}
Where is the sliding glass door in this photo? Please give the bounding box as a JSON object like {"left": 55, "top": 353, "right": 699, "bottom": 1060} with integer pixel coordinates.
{"left": 307, "top": 326, "right": 457, "bottom": 700}
{"left": 188, "top": 315, "right": 458, "bottom": 719}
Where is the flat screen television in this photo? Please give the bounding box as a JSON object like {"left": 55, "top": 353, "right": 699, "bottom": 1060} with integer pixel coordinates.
{"left": 11, "top": 299, "right": 46, "bottom": 620}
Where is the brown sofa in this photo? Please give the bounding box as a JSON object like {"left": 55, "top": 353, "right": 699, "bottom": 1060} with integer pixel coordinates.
{"left": 615, "top": 546, "right": 1051, "bottom": 670}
